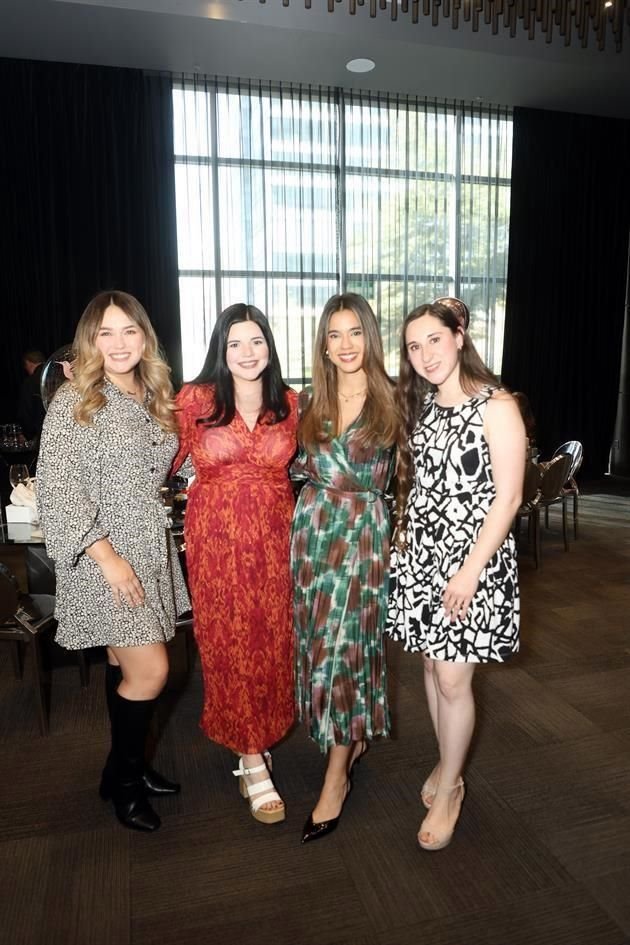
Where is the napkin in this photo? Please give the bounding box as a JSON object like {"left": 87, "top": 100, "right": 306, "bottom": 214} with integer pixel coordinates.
{"left": 10, "top": 480, "right": 37, "bottom": 510}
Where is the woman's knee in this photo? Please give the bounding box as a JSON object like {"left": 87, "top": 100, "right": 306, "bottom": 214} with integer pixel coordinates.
{"left": 118, "top": 646, "right": 169, "bottom": 696}
{"left": 434, "top": 665, "right": 474, "bottom": 702}
{"left": 422, "top": 654, "right": 436, "bottom": 678}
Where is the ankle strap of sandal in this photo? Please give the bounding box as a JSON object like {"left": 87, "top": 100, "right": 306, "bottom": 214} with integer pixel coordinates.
{"left": 435, "top": 778, "right": 465, "bottom": 792}
{"left": 232, "top": 759, "right": 268, "bottom": 778}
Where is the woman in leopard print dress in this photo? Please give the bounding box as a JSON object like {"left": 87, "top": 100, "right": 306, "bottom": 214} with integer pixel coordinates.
{"left": 37, "top": 290, "right": 190, "bottom": 833}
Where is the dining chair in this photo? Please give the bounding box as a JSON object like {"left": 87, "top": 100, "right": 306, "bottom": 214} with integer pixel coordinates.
{"left": 550, "top": 440, "right": 583, "bottom": 538}
{"left": 0, "top": 561, "right": 57, "bottom": 734}
{"left": 538, "top": 453, "right": 572, "bottom": 553}
{"left": 23, "top": 545, "right": 89, "bottom": 685}
{"left": 514, "top": 460, "right": 543, "bottom": 567}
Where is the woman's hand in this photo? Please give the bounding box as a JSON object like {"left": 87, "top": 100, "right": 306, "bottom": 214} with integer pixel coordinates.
{"left": 86, "top": 538, "right": 145, "bottom": 607}
{"left": 99, "top": 555, "right": 145, "bottom": 607}
{"left": 442, "top": 566, "right": 479, "bottom": 623}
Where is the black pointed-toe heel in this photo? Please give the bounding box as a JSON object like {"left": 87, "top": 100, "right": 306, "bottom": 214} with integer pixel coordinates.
{"left": 301, "top": 781, "right": 352, "bottom": 844}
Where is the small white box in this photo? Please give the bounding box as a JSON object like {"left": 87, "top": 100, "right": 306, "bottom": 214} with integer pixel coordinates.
{"left": 5, "top": 504, "right": 37, "bottom": 524}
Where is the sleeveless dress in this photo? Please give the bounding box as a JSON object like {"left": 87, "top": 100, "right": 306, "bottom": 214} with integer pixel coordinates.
{"left": 386, "top": 388, "right": 519, "bottom": 663}
{"left": 172, "top": 384, "right": 298, "bottom": 754}
{"left": 291, "top": 413, "right": 395, "bottom": 752}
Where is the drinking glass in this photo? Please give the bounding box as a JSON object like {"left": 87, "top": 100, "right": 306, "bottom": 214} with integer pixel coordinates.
{"left": 9, "top": 464, "right": 30, "bottom": 489}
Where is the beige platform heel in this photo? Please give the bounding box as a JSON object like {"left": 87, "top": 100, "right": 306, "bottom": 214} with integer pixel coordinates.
{"left": 418, "top": 778, "right": 465, "bottom": 851}
{"left": 420, "top": 763, "right": 440, "bottom": 810}
{"left": 232, "top": 756, "right": 285, "bottom": 825}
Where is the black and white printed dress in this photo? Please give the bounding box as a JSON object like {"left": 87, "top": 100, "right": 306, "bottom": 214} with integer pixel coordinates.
{"left": 386, "top": 387, "right": 519, "bottom": 663}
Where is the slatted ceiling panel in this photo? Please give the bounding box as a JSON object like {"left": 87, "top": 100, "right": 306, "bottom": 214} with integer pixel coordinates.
{"left": 0, "top": 489, "right": 629, "bottom": 945}
{"left": 262, "top": 0, "right": 628, "bottom": 49}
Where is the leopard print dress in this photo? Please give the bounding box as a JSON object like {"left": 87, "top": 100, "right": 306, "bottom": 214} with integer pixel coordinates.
{"left": 36, "top": 381, "right": 190, "bottom": 650}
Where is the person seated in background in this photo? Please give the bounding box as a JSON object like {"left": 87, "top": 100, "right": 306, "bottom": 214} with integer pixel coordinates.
{"left": 17, "top": 349, "right": 46, "bottom": 443}
{"left": 512, "top": 391, "right": 537, "bottom": 459}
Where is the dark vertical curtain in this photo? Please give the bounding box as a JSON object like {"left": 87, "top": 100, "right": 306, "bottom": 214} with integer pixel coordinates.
{"left": 0, "top": 58, "right": 181, "bottom": 420}
{"left": 502, "top": 106, "right": 630, "bottom": 479}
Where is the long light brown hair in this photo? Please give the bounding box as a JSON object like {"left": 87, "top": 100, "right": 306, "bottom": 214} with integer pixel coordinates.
{"left": 72, "top": 290, "right": 177, "bottom": 432}
{"left": 394, "top": 302, "right": 499, "bottom": 537}
{"left": 299, "top": 293, "right": 399, "bottom": 451}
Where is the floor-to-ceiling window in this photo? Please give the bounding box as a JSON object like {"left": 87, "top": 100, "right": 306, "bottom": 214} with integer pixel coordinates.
{"left": 173, "top": 77, "right": 512, "bottom": 383}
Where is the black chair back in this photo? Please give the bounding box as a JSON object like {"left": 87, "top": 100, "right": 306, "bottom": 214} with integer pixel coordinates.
{"left": 540, "top": 454, "right": 572, "bottom": 503}
{"left": 0, "top": 562, "right": 20, "bottom": 623}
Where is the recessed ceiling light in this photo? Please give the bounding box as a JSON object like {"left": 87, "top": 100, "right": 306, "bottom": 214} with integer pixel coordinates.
{"left": 346, "top": 58, "right": 376, "bottom": 73}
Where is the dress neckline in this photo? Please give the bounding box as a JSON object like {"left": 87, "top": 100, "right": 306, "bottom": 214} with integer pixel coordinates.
{"left": 103, "top": 377, "right": 150, "bottom": 407}
{"left": 431, "top": 385, "right": 495, "bottom": 413}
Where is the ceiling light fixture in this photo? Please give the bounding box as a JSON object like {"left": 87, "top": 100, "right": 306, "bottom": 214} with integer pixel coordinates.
{"left": 248, "top": 0, "right": 629, "bottom": 52}
{"left": 346, "top": 57, "right": 376, "bottom": 72}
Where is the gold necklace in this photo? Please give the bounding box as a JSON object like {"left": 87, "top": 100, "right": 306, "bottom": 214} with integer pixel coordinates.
{"left": 338, "top": 388, "right": 367, "bottom": 403}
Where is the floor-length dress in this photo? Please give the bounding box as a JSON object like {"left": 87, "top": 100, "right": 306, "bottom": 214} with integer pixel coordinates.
{"left": 172, "top": 384, "right": 298, "bottom": 753}
{"left": 386, "top": 388, "right": 520, "bottom": 662}
{"left": 291, "top": 416, "right": 394, "bottom": 752}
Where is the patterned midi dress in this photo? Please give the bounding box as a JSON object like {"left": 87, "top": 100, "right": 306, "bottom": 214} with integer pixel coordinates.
{"left": 36, "top": 381, "right": 191, "bottom": 649}
{"left": 172, "top": 384, "right": 298, "bottom": 754}
{"left": 386, "top": 388, "right": 520, "bottom": 663}
{"left": 291, "top": 416, "right": 395, "bottom": 752}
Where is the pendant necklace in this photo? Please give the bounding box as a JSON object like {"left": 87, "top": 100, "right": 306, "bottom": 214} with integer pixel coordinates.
{"left": 338, "top": 388, "right": 367, "bottom": 403}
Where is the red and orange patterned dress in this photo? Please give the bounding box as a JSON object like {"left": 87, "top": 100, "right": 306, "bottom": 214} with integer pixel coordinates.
{"left": 172, "top": 384, "right": 298, "bottom": 754}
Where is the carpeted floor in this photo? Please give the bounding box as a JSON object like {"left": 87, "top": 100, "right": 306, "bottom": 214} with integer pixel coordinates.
{"left": 0, "top": 491, "right": 629, "bottom": 945}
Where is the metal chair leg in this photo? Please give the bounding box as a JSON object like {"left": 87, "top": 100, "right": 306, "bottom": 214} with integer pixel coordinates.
{"left": 10, "top": 640, "right": 24, "bottom": 678}
{"left": 562, "top": 497, "right": 569, "bottom": 551}
{"left": 30, "top": 636, "right": 49, "bottom": 735}
{"left": 77, "top": 649, "right": 89, "bottom": 687}
{"left": 573, "top": 493, "right": 578, "bottom": 539}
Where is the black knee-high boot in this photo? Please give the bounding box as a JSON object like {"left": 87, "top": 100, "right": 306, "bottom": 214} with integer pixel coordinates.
{"left": 106, "top": 690, "right": 161, "bottom": 832}
{"left": 100, "top": 663, "right": 180, "bottom": 798}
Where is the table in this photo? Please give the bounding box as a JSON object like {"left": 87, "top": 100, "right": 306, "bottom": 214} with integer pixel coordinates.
{"left": 0, "top": 523, "right": 46, "bottom": 593}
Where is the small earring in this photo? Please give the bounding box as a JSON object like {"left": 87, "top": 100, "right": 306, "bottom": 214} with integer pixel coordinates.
{"left": 325, "top": 349, "right": 329, "bottom": 357}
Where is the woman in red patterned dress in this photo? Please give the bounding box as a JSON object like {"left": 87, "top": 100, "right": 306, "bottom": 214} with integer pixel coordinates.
{"left": 172, "top": 304, "right": 298, "bottom": 824}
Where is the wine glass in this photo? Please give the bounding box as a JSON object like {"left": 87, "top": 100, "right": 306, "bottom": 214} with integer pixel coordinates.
{"left": 9, "top": 464, "right": 30, "bottom": 490}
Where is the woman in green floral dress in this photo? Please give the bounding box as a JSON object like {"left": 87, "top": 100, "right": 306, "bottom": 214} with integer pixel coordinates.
{"left": 291, "top": 292, "right": 399, "bottom": 843}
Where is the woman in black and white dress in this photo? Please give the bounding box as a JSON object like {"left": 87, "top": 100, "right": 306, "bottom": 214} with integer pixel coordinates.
{"left": 387, "top": 301, "right": 525, "bottom": 851}
{"left": 37, "top": 290, "right": 190, "bottom": 832}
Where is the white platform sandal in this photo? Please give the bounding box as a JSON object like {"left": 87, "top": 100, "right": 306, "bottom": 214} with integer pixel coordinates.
{"left": 232, "top": 757, "right": 286, "bottom": 824}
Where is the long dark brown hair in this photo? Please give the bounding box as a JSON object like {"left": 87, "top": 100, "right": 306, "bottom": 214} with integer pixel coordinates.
{"left": 192, "top": 303, "right": 290, "bottom": 427}
{"left": 394, "top": 302, "right": 499, "bottom": 538}
{"left": 299, "top": 292, "right": 399, "bottom": 451}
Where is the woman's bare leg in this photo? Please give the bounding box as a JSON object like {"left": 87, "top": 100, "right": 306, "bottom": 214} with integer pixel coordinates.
{"left": 419, "top": 660, "right": 475, "bottom": 845}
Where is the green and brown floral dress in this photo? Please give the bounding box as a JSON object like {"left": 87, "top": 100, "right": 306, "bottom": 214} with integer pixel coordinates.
{"left": 291, "top": 415, "right": 394, "bottom": 753}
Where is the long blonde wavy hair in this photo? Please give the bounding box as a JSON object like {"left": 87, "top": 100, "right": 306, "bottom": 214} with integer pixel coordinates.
{"left": 299, "top": 292, "right": 399, "bottom": 451}
{"left": 71, "top": 290, "right": 177, "bottom": 432}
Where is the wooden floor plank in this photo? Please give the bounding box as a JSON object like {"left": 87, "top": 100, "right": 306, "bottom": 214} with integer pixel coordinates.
{"left": 0, "top": 487, "right": 629, "bottom": 945}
